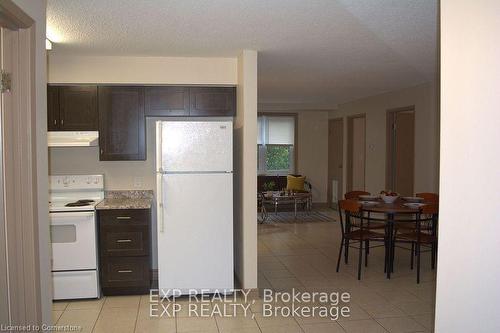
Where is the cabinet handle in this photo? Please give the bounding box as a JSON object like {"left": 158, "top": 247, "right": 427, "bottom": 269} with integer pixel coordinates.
{"left": 54, "top": 119, "right": 57, "bottom": 125}
{"left": 61, "top": 119, "right": 64, "bottom": 125}
{"left": 100, "top": 149, "right": 104, "bottom": 155}
{"left": 118, "top": 270, "right": 133, "bottom": 273}
{"left": 116, "top": 239, "right": 132, "bottom": 243}
{"left": 116, "top": 216, "right": 131, "bottom": 220}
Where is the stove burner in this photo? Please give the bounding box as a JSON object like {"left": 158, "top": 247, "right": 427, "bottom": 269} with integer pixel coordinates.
{"left": 65, "top": 199, "right": 95, "bottom": 207}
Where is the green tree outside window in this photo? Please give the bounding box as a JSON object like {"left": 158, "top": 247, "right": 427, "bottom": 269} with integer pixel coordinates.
{"left": 265, "top": 145, "right": 291, "bottom": 171}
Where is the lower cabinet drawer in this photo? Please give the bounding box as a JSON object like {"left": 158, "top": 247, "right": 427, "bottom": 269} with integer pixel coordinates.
{"left": 100, "top": 226, "right": 148, "bottom": 256}
{"left": 100, "top": 257, "right": 150, "bottom": 288}
{"left": 99, "top": 209, "right": 149, "bottom": 226}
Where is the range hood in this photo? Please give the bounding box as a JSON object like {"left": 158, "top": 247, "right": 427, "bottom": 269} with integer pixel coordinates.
{"left": 48, "top": 131, "right": 99, "bottom": 147}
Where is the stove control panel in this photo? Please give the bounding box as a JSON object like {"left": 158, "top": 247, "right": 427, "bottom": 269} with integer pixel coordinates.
{"left": 49, "top": 175, "right": 104, "bottom": 190}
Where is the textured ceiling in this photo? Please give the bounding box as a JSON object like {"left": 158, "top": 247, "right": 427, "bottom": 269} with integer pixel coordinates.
{"left": 47, "top": 0, "right": 437, "bottom": 108}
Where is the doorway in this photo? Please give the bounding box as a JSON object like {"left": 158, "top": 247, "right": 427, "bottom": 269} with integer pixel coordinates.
{"left": 386, "top": 107, "right": 415, "bottom": 196}
{"left": 347, "top": 115, "right": 366, "bottom": 191}
{"left": 327, "top": 118, "right": 343, "bottom": 208}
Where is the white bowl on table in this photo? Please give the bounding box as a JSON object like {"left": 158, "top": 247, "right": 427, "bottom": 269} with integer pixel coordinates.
{"left": 380, "top": 194, "right": 399, "bottom": 204}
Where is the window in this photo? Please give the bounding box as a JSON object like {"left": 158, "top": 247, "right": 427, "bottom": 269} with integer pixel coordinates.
{"left": 258, "top": 115, "right": 296, "bottom": 175}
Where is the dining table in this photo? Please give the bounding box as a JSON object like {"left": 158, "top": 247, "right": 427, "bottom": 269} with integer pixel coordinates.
{"left": 357, "top": 198, "right": 427, "bottom": 279}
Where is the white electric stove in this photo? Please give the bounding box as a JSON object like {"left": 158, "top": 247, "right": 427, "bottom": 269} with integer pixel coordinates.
{"left": 49, "top": 175, "right": 104, "bottom": 300}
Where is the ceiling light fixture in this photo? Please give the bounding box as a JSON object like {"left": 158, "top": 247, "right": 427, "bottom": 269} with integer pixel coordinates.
{"left": 46, "top": 38, "right": 53, "bottom": 50}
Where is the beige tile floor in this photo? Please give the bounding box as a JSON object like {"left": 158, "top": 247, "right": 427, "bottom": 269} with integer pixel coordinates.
{"left": 52, "top": 209, "right": 435, "bottom": 332}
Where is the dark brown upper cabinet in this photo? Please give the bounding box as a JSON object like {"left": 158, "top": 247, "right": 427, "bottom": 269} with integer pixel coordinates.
{"left": 47, "top": 85, "right": 98, "bottom": 131}
{"left": 47, "top": 85, "right": 60, "bottom": 131}
{"left": 189, "top": 87, "right": 236, "bottom": 116}
{"left": 145, "top": 86, "right": 189, "bottom": 116}
{"left": 59, "top": 86, "right": 98, "bottom": 130}
{"left": 98, "top": 86, "right": 146, "bottom": 161}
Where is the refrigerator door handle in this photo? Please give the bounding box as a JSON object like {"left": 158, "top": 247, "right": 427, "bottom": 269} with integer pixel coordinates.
{"left": 159, "top": 202, "right": 164, "bottom": 233}
{"left": 156, "top": 121, "right": 165, "bottom": 234}
{"left": 158, "top": 174, "right": 164, "bottom": 233}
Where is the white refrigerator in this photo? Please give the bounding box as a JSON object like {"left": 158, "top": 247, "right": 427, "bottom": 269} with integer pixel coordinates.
{"left": 156, "top": 120, "right": 233, "bottom": 296}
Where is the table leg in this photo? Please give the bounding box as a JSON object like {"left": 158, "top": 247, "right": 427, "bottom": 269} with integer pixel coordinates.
{"left": 387, "top": 213, "right": 394, "bottom": 279}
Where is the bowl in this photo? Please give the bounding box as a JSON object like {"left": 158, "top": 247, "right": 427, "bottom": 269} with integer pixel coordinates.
{"left": 381, "top": 194, "right": 399, "bottom": 203}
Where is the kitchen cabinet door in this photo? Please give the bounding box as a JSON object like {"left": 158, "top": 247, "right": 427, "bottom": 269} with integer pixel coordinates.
{"left": 47, "top": 85, "right": 60, "bottom": 130}
{"left": 145, "top": 86, "right": 189, "bottom": 116}
{"left": 189, "top": 87, "right": 236, "bottom": 116}
{"left": 98, "top": 86, "right": 145, "bottom": 161}
{"left": 59, "top": 85, "right": 98, "bottom": 130}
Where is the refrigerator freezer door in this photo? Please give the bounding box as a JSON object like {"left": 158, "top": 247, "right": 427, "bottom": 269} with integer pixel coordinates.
{"left": 159, "top": 121, "right": 233, "bottom": 172}
{"left": 157, "top": 173, "right": 233, "bottom": 295}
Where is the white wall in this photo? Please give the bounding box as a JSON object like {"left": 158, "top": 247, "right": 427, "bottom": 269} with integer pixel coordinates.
{"left": 234, "top": 50, "right": 258, "bottom": 288}
{"left": 330, "top": 82, "right": 439, "bottom": 196}
{"left": 48, "top": 55, "right": 237, "bottom": 84}
{"left": 13, "top": 0, "right": 50, "bottom": 325}
{"left": 296, "top": 111, "right": 329, "bottom": 203}
{"left": 436, "top": 1, "right": 500, "bottom": 332}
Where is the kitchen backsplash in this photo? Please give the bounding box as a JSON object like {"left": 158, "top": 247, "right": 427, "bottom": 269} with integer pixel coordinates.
{"left": 104, "top": 190, "right": 154, "bottom": 199}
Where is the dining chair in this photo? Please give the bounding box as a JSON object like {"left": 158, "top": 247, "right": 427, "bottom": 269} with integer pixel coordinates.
{"left": 416, "top": 192, "right": 439, "bottom": 204}
{"left": 344, "top": 190, "right": 385, "bottom": 258}
{"left": 344, "top": 191, "right": 385, "bottom": 230}
{"left": 336, "top": 200, "right": 386, "bottom": 280}
{"left": 392, "top": 203, "right": 438, "bottom": 283}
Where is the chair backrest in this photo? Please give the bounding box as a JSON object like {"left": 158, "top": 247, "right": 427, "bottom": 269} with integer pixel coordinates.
{"left": 344, "top": 191, "right": 370, "bottom": 200}
{"left": 339, "top": 199, "right": 361, "bottom": 213}
{"left": 421, "top": 203, "right": 439, "bottom": 215}
{"left": 338, "top": 200, "right": 362, "bottom": 233}
{"left": 416, "top": 192, "right": 439, "bottom": 203}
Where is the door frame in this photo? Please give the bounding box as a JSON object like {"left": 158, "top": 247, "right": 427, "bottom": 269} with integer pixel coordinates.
{"left": 0, "top": 0, "right": 42, "bottom": 325}
{"left": 386, "top": 106, "right": 416, "bottom": 192}
{"left": 346, "top": 114, "right": 366, "bottom": 191}
{"left": 327, "top": 117, "right": 343, "bottom": 209}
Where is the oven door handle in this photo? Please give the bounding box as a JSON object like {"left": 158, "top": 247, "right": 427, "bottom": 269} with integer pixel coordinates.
{"left": 49, "top": 212, "right": 94, "bottom": 224}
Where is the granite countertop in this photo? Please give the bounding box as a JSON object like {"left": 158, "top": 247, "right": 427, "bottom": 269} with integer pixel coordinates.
{"left": 96, "top": 190, "right": 154, "bottom": 210}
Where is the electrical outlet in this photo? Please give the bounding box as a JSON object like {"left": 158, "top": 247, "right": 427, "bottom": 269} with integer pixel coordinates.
{"left": 133, "top": 177, "right": 143, "bottom": 189}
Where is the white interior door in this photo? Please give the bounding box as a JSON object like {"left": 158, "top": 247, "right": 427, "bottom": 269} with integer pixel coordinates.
{"left": 157, "top": 173, "right": 233, "bottom": 294}
{"left": 159, "top": 121, "right": 233, "bottom": 172}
